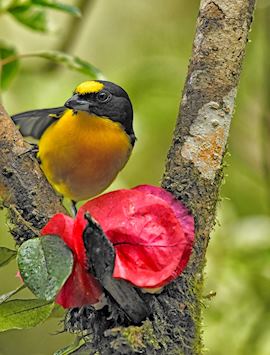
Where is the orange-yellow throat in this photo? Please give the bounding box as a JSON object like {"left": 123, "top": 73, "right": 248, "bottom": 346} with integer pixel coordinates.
{"left": 38, "top": 109, "right": 132, "bottom": 201}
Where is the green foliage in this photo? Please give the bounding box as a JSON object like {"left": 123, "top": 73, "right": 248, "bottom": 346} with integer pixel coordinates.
{"left": 0, "top": 49, "right": 101, "bottom": 91}
{"left": 4, "top": 0, "right": 80, "bottom": 32}
{"left": 17, "top": 235, "right": 74, "bottom": 301}
{"left": 0, "top": 42, "right": 19, "bottom": 90}
{"left": 0, "top": 246, "right": 17, "bottom": 267}
{"left": 32, "top": 0, "right": 81, "bottom": 17}
{"left": 29, "top": 50, "right": 101, "bottom": 78}
{"left": 0, "top": 299, "right": 54, "bottom": 331}
{"left": 9, "top": 4, "right": 48, "bottom": 32}
{"left": 0, "top": 234, "right": 72, "bottom": 333}
{"left": 0, "top": 0, "right": 99, "bottom": 92}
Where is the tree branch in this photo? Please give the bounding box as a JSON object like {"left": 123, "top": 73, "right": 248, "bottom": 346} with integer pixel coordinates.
{"left": 0, "top": 104, "right": 66, "bottom": 244}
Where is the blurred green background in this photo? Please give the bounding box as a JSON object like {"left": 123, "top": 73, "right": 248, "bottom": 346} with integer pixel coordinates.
{"left": 0, "top": 0, "right": 270, "bottom": 354}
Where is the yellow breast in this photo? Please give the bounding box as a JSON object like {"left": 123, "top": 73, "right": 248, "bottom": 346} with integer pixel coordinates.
{"left": 38, "top": 109, "right": 132, "bottom": 201}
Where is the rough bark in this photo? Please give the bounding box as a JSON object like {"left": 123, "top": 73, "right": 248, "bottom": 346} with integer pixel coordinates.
{"left": 0, "top": 105, "right": 65, "bottom": 244}
{"left": 0, "top": 0, "right": 256, "bottom": 354}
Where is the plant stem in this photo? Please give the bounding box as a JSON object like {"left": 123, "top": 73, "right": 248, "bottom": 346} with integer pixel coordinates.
{"left": 0, "top": 53, "right": 32, "bottom": 67}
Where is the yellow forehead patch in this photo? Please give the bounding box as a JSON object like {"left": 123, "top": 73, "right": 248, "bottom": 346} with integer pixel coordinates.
{"left": 74, "top": 81, "right": 104, "bottom": 95}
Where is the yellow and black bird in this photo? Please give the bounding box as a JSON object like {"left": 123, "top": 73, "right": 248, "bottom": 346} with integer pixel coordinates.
{"left": 12, "top": 80, "right": 135, "bottom": 206}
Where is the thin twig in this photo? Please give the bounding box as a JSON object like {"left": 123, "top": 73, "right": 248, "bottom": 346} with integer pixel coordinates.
{"left": 9, "top": 204, "right": 40, "bottom": 236}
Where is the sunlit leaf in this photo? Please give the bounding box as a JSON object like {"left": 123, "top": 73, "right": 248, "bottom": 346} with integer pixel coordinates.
{"left": 29, "top": 50, "right": 101, "bottom": 78}
{"left": 0, "top": 285, "right": 26, "bottom": 305}
{"left": 0, "top": 299, "right": 54, "bottom": 331}
{"left": 32, "top": 0, "right": 81, "bottom": 17}
{"left": 9, "top": 5, "right": 48, "bottom": 32}
{"left": 0, "top": 42, "right": 19, "bottom": 90}
{"left": 17, "top": 235, "right": 74, "bottom": 301}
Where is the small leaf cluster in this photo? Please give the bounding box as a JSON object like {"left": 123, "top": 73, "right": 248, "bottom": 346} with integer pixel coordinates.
{"left": 0, "top": 236, "right": 74, "bottom": 333}
{"left": 0, "top": 0, "right": 101, "bottom": 91}
{"left": 1, "top": 0, "right": 80, "bottom": 32}
{"left": 0, "top": 241, "right": 88, "bottom": 354}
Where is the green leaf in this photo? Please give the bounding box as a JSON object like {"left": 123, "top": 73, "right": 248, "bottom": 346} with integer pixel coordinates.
{"left": 0, "top": 285, "right": 26, "bottom": 305}
{"left": 9, "top": 5, "right": 48, "bottom": 32}
{"left": 0, "top": 246, "right": 17, "bottom": 266}
{"left": 0, "top": 299, "right": 54, "bottom": 331}
{"left": 29, "top": 50, "right": 101, "bottom": 78}
{"left": 54, "top": 337, "right": 86, "bottom": 355}
{"left": 0, "top": 42, "right": 19, "bottom": 90}
{"left": 17, "top": 235, "right": 74, "bottom": 301}
{"left": 32, "top": 0, "right": 81, "bottom": 17}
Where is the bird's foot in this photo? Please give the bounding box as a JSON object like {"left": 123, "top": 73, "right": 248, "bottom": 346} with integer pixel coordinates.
{"left": 19, "top": 143, "right": 41, "bottom": 163}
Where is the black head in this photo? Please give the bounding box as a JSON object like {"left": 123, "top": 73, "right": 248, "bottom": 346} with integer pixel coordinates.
{"left": 65, "top": 80, "right": 135, "bottom": 145}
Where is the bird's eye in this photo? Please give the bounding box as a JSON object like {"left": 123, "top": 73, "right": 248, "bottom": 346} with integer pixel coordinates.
{"left": 97, "top": 91, "right": 112, "bottom": 103}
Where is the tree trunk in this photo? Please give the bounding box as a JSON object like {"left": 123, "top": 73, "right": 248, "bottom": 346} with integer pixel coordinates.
{"left": 0, "top": 0, "right": 256, "bottom": 354}
{"left": 161, "top": 0, "right": 256, "bottom": 352}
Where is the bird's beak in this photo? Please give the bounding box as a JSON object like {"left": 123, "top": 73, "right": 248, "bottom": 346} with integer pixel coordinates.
{"left": 64, "top": 94, "right": 91, "bottom": 112}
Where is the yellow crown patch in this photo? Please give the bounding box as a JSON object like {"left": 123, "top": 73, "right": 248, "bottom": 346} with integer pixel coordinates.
{"left": 74, "top": 81, "right": 104, "bottom": 95}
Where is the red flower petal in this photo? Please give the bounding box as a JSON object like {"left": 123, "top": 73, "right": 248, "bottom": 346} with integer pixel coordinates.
{"left": 133, "top": 185, "right": 194, "bottom": 244}
{"left": 133, "top": 185, "right": 195, "bottom": 282}
{"left": 41, "top": 213, "right": 74, "bottom": 250}
{"left": 41, "top": 213, "right": 103, "bottom": 308}
{"left": 78, "top": 186, "right": 195, "bottom": 289}
{"left": 56, "top": 262, "right": 102, "bottom": 308}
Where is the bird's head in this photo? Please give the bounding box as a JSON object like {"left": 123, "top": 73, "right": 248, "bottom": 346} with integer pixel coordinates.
{"left": 65, "top": 80, "right": 135, "bottom": 143}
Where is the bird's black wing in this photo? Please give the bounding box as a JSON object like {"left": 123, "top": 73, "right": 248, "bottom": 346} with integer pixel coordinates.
{"left": 11, "top": 107, "right": 66, "bottom": 139}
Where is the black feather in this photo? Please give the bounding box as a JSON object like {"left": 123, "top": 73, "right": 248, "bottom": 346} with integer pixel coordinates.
{"left": 11, "top": 107, "right": 66, "bottom": 139}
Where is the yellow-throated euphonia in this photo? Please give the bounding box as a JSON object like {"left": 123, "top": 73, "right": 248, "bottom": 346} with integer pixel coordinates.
{"left": 12, "top": 80, "right": 135, "bottom": 203}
